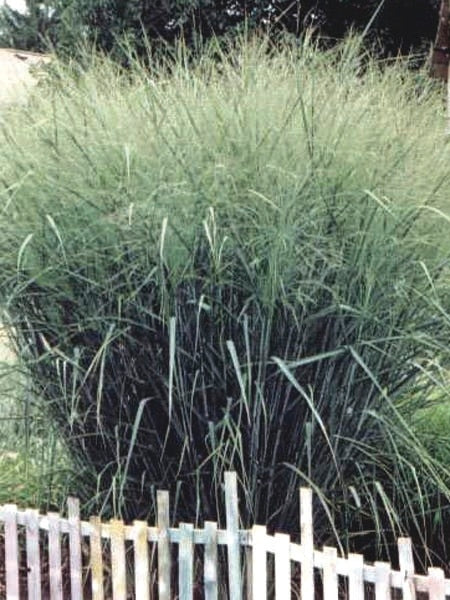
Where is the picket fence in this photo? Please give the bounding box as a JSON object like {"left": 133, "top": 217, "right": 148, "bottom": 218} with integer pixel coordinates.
{"left": 0, "top": 472, "right": 449, "bottom": 600}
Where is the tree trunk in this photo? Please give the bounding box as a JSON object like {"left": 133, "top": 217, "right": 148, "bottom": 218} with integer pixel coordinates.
{"left": 431, "top": 0, "right": 450, "bottom": 80}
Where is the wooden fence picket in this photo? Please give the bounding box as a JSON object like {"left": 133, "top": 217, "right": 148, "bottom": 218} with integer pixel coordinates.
{"left": 300, "top": 488, "right": 314, "bottom": 600}
{"left": 110, "top": 519, "right": 127, "bottom": 600}
{"left": 157, "top": 490, "right": 171, "bottom": 600}
{"left": 133, "top": 520, "right": 150, "bottom": 600}
{"left": 48, "top": 512, "right": 63, "bottom": 600}
{"left": 0, "top": 474, "right": 450, "bottom": 600}
{"left": 4, "top": 504, "right": 19, "bottom": 600}
{"left": 274, "top": 533, "right": 290, "bottom": 600}
{"left": 251, "top": 525, "right": 267, "bottom": 600}
{"left": 348, "top": 553, "right": 364, "bottom": 600}
{"left": 428, "top": 567, "right": 446, "bottom": 600}
{"left": 67, "top": 497, "right": 83, "bottom": 599}
{"left": 25, "top": 508, "right": 42, "bottom": 600}
{"left": 398, "top": 538, "right": 416, "bottom": 600}
{"left": 204, "top": 521, "right": 218, "bottom": 600}
{"left": 323, "top": 546, "right": 338, "bottom": 600}
{"left": 374, "top": 561, "right": 390, "bottom": 600}
{"left": 179, "top": 523, "right": 194, "bottom": 600}
{"left": 225, "top": 471, "right": 242, "bottom": 600}
{"left": 89, "top": 515, "right": 104, "bottom": 600}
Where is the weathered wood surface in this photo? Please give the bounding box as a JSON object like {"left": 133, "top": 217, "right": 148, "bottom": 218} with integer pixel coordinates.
{"left": 110, "top": 519, "right": 126, "bottom": 600}
{"left": 179, "top": 523, "right": 194, "bottom": 600}
{"left": 157, "top": 490, "right": 171, "bottom": 600}
{"left": 225, "top": 471, "right": 242, "bottom": 600}
{"left": 67, "top": 497, "right": 83, "bottom": 599}
{"left": 89, "top": 515, "right": 105, "bottom": 600}
{"left": 25, "top": 508, "right": 42, "bottom": 600}
{"left": 204, "top": 521, "right": 218, "bottom": 600}
{"left": 0, "top": 473, "right": 449, "bottom": 599}
{"left": 48, "top": 512, "right": 63, "bottom": 600}
{"left": 133, "top": 520, "right": 150, "bottom": 600}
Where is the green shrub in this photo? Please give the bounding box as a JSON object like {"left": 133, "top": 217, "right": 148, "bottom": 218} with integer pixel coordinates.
{"left": 1, "top": 35, "right": 450, "bottom": 562}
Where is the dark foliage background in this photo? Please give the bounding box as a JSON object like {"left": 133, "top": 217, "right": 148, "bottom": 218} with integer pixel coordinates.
{"left": 0, "top": 0, "right": 442, "bottom": 59}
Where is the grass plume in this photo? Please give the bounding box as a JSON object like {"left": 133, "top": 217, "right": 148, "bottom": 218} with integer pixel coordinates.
{"left": 0, "top": 34, "right": 450, "bottom": 565}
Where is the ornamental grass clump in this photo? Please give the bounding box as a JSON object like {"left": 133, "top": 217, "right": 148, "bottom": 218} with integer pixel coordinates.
{"left": 1, "top": 35, "right": 450, "bottom": 564}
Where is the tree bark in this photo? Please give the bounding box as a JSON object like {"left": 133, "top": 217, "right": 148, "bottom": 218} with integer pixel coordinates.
{"left": 431, "top": 0, "right": 450, "bottom": 80}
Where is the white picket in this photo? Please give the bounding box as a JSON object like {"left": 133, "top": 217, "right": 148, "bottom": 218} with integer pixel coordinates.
{"left": 204, "top": 521, "right": 218, "bottom": 600}
{"left": 157, "top": 490, "right": 171, "bottom": 600}
{"left": 251, "top": 525, "right": 267, "bottom": 600}
{"left": 274, "top": 533, "right": 290, "bottom": 600}
{"left": 374, "top": 561, "right": 390, "bottom": 600}
{"left": 48, "top": 513, "right": 63, "bottom": 600}
{"left": 89, "top": 515, "right": 105, "bottom": 600}
{"left": 4, "top": 504, "right": 19, "bottom": 600}
{"left": 179, "top": 523, "right": 194, "bottom": 600}
{"left": 25, "top": 508, "right": 42, "bottom": 600}
{"left": 67, "top": 497, "right": 83, "bottom": 599}
{"left": 225, "top": 472, "right": 242, "bottom": 600}
{"left": 398, "top": 537, "right": 416, "bottom": 600}
{"left": 348, "top": 553, "right": 364, "bottom": 600}
{"left": 428, "top": 567, "right": 446, "bottom": 600}
{"left": 323, "top": 546, "right": 338, "bottom": 600}
{"left": 300, "top": 488, "right": 314, "bottom": 600}
{"left": 0, "top": 476, "right": 449, "bottom": 600}
{"left": 133, "top": 520, "right": 150, "bottom": 600}
{"left": 110, "top": 519, "right": 127, "bottom": 600}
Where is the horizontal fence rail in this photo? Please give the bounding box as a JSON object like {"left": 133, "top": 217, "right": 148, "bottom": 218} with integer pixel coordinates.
{"left": 0, "top": 471, "right": 449, "bottom": 599}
